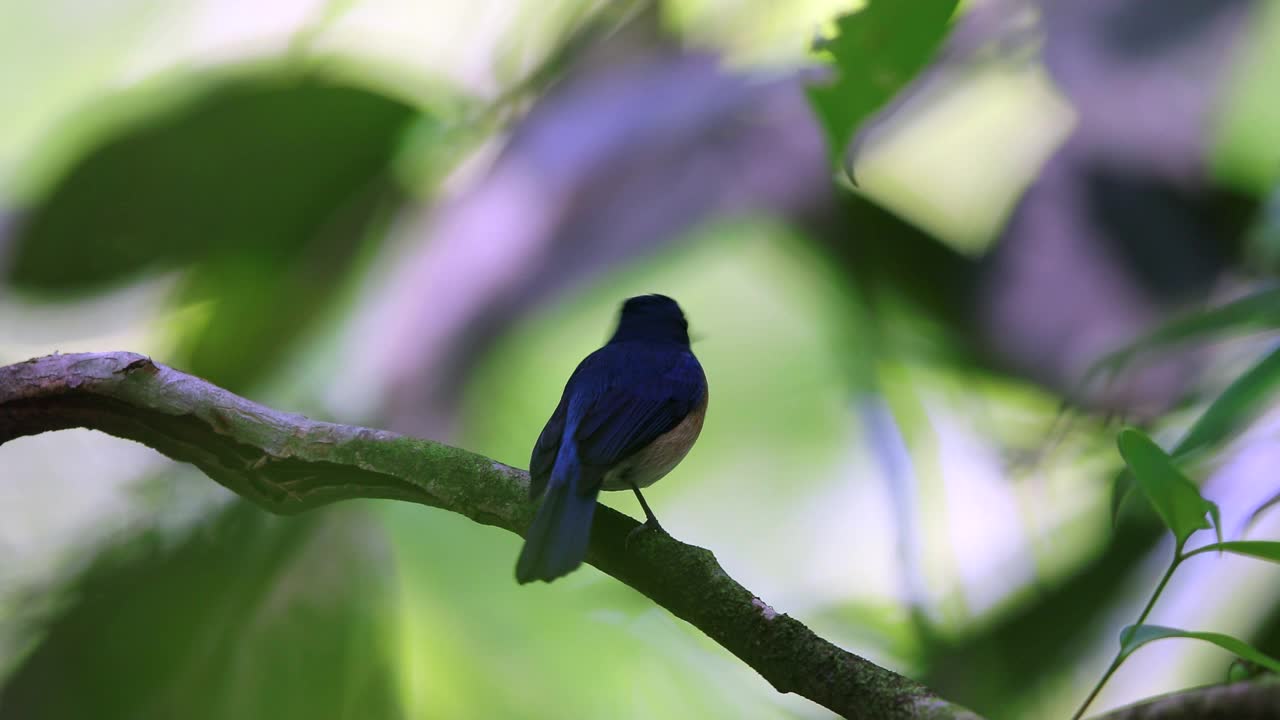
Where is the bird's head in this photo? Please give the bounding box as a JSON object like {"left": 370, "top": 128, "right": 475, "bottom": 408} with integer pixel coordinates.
{"left": 609, "top": 294, "right": 690, "bottom": 346}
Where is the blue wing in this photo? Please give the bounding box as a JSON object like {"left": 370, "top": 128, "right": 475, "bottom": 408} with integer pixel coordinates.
{"left": 520, "top": 341, "right": 705, "bottom": 582}
{"left": 528, "top": 394, "right": 567, "bottom": 500}
{"left": 571, "top": 344, "right": 706, "bottom": 490}
{"left": 529, "top": 342, "right": 706, "bottom": 498}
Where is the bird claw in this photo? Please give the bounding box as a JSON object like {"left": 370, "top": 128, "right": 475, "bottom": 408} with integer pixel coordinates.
{"left": 625, "top": 519, "right": 666, "bottom": 550}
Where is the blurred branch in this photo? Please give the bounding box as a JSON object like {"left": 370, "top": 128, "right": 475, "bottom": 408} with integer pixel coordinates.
{"left": 1097, "top": 678, "right": 1280, "bottom": 720}
{"left": 0, "top": 352, "right": 973, "bottom": 720}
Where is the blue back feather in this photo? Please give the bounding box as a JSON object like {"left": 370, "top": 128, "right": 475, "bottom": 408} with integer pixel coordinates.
{"left": 517, "top": 295, "right": 706, "bottom": 583}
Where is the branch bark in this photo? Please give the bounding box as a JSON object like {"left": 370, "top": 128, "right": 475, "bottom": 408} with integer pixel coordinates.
{"left": 0, "top": 352, "right": 975, "bottom": 720}
{"left": 1097, "top": 678, "right": 1280, "bottom": 720}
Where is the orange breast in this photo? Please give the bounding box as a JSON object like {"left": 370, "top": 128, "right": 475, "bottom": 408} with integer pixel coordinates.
{"left": 602, "top": 386, "right": 708, "bottom": 491}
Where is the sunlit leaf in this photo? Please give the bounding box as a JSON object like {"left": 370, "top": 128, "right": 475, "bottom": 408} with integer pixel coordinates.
{"left": 806, "top": 0, "right": 959, "bottom": 167}
{"left": 1119, "top": 624, "right": 1280, "bottom": 673}
{"left": 1116, "top": 428, "right": 1216, "bottom": 548}
{"left": 1213, "top": 0, "right": 1280, "bottom": 192}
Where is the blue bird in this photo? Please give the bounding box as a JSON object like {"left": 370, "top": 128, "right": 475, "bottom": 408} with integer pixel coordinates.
{"left": 516, "top": 294, "right": 709, "bottom": 584}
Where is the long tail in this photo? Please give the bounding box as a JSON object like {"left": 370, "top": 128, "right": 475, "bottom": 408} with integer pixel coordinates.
{"left": 516, "top": 445, "right": 599, "bottom": 584}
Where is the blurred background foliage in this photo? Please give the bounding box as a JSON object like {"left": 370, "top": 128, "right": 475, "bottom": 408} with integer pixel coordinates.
{"left": 3, "top": 0, "right": 1280, "bottom": 718}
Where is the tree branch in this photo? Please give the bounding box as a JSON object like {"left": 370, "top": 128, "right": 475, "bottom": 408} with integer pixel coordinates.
{"left": 0, "top": 352, "right": 975, "bottom": 720}
{"left": 1097, "top": 678, "right": 1280, "bottom": 720}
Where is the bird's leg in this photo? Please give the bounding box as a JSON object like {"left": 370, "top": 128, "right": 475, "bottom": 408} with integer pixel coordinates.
{"left": 625, "top": 484, "right": 665, "bottom": 548}
{"left": 631, "top": 485, "right": 664, "bottom": 530}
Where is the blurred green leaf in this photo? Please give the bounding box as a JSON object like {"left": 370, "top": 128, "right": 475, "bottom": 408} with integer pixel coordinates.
{"left": 1119, "top": 624, "right": 1280, "bottom": 673}
{"left": 1110, "top": 341, "right": 1280, "bottom": 529}
{"left": 1105, "top": 335, "right": 1280, "bottom": 527}
{"left": 1110, "top": 471, "right": 1137, "bottom": 528}
{"left": 0, "top": 500, "right": 402, "bottom": 720}
{"left": 1213, "top": 0, "right": 1280, "bottom": 192}
{"left": 1174, "top": 345, "right": 1280, "bottom": 460}
{"left": 806, "top": 0, "right": 958, "bottom": 167}
{"left": 1248, "top": 489, "right": 1280, "bottom": 532}
{"left": 1245, "top": 183, "right": 1280, "bottom": 271}
{"left": 171, "top": 175, "right": 398, "bottom": 390}
{"left": 1116, "top": 428, "right": 1216, "bottom": 549}
{"left": 1186, "top": 540, "right": 1280, "bottom": 563}
{"left": 1085, "top": 286, "right": 1280, "bottom": 386}
{"left": 5, "top": 70, "right": 423, "bottom": 389}
{"left": 7, "top": 73, "right": 417, "bottom": 296}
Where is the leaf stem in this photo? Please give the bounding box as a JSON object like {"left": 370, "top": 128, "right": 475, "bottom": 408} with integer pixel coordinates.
{"left": 1134, "top": 550, "right": 1181, "bottom": 629}
{"left": 1072, "top": 656, "right": 1123, "bottom": 720}
{"left": 1070, "top": 548, "right": 1183, "bottom": 720}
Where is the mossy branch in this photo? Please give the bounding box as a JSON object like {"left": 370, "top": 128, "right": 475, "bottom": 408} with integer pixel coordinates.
{"left": 0, "top": 351, "right": 974, "bottom": 720}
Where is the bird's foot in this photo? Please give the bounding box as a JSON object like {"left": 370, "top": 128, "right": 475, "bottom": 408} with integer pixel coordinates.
{"left": 625, "top": 518, "right": 666, "bottom": 550}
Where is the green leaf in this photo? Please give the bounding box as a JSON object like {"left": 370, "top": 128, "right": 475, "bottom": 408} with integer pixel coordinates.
{"left": 1110, "top": 343, "right": 1280, "bottom": 537}
{"left": 1, "top": 498, "right": 404, "bottom": 719}
{"left": 1106, "top": 315, "right": 1280, "bottom": 531}
{"left": 1116, "top": 428, "right": 1217, "bottom": 548}
{"left": 1172, "top": 345, "right": 1280, "bottom": 461}
{"left": 1248, "top": 490, "right": 1280, "bottom": 532}
{"left": 5, "top": 70, "right": 422, "bottom": 388}
{"left": 8, "top": 72, "right": 417, "bottom": 296}
{"left": 1084, "top": 287, "right": 1280, "bottom": 386}
{"left": 806, "top": 0, "right": 959, "bottom": 167}
{"left": 1110, "top": 470, "right": 1137, "bottom": 528}
{"left": 1119, "top": 624, "right": 1280, "bottom": 674}
{"left": 171, "top": 177, "right": 399, "bottom": 391}
{"left": 1210, "top": 502, "right": 1224, "bottom": 547}
{"left": 1187, "top": 541, "right": 1280, "bottom": 564}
